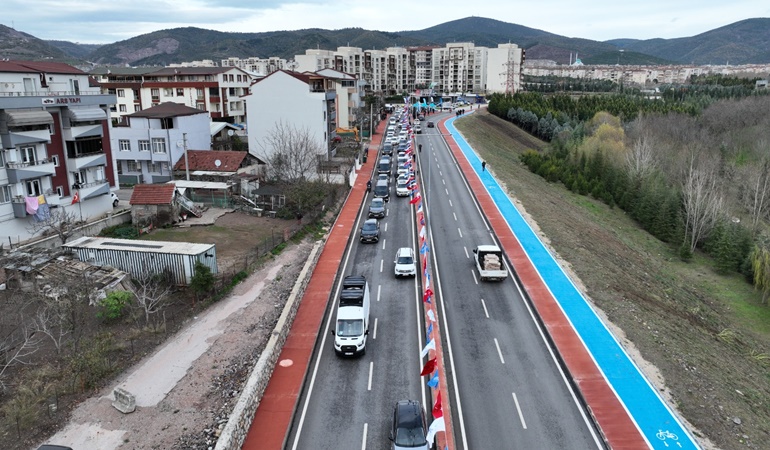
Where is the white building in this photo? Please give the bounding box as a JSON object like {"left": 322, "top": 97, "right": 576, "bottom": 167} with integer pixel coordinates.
{"left": 245, "top": 70, "right": 336, "bottom": 167}
{"left": 487, "top": 43, "right": 524, "bottom": 93}
{"left": 432, "top": 42, "right": 488, "bottom": 95}
{"left": 316, "top": 68, "right": 365, "bottom": 130}
{"left": 221, "top": 56, "right": 291, "bottom": 76}
{"left": 111, "top": 102, "right": 211, "bottom": 184}
{"left": 0, "top": 60, "right": 117, "bottom": 246}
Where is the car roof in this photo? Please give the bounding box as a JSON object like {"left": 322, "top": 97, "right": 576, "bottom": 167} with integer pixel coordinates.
{"left": 396, "top": 247, "right": 413, "bottom": 256}
{"left": 376, "top": 180, "right": 389, "bottom": 186}
{"left": 364, "top": 218, "right": 378, "bottom": 224}
{"left": 395, "top": 400, "right": 424, "bottom": 427}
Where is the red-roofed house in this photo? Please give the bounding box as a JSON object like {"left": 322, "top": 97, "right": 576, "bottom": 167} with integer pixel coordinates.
{"left": 129, "top": 183, "right": 180, "bottom": 227}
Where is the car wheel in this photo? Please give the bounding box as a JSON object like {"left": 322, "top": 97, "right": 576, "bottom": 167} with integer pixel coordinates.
{"left": 113, "top": 200, "right": 119, "bottom": 207}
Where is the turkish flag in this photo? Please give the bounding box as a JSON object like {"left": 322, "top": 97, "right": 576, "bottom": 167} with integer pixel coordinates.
{"left": 420, "top": 357, "right": 436, "bottom": 376}
{"left": 71, "top": 191, "right": 80, "bottom": 205}
{"left": 433, "top": 391, "right": 443, "bottom": 418}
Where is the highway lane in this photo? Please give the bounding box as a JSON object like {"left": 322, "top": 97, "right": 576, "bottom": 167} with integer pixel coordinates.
{"left": 287, "top": 145, "right": 428, "bottom": 449}
{"left": 416, "top": 115, "right": 604, "bottom": 449}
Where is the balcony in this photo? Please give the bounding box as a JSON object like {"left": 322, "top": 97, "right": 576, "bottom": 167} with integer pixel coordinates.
{"left": 69, "top": 151, "right": 107, "bottom": 171}
{"left": 6, "top": 158, "right": 56, "bottom": 183}
{"left": 10, "top": 191, "right": 60, "bottom": 218}
{"left": 74, "top": 179, "right": 110, "bottom": 200}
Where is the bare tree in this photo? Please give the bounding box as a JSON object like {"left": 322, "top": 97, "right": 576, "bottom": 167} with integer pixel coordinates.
{"left": 257, "top": 120, "right": 325, "bottom": 183}
{"left": 681, "top": 154, "right": 725, "bottom": 252}
{"left": 626, "top": 132, "right": 658, "bottom": 181}
{"left": 127, "top": 261, "right": 173, "bottom": 324}
{"left": 0, "top": 320, "right": 42, "bottom": 392}
{"left": 26, "top": 206, "right": 80, "bottom": 245}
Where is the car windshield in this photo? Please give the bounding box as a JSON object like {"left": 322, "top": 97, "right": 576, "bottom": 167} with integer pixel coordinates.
{"left": 371, "top": 199, "right": 383, "bottom": 208}
{"left": 336, "top": 319, "right": 363, "bottom": 337}
{"left": 362, "top": 222, "right": 377, "bottom": 232}
{"left": 397, "top": 255, "right": 413, "bottom": 264}
{"left": 397, "top": 182, "right": 407, "bottom": 189}
{"left": 395, "top": 425, "right": 427, "bottom": 447}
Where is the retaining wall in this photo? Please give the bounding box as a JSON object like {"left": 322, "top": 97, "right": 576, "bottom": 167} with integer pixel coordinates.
{"left": 214, "top": 240, "right": 323, "bottom": 450}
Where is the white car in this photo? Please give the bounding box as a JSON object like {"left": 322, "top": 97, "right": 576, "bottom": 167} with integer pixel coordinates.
{"left": 110, "top": 192, "right": 119, "bottom": 207}
{"left": 394, "top": 247, "right": 416, "bottom": 277}
{"left": 396, "top": 179, "right": 410, "bottom": 197}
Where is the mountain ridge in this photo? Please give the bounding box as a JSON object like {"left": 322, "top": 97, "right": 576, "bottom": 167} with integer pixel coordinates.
{"left": 3, "top": 17, "right": 769, "bottom": 67}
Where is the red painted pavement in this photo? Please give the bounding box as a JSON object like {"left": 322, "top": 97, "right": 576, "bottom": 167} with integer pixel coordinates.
{"left": 438, "top": 116, "right": 648, "bottom": 449}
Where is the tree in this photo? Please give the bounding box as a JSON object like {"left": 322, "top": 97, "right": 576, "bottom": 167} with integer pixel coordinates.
{"left": 26, "top": 207, "right": 81, "bottom": 245}
{"left": 737, "top": 152, "right": 770, "bottom": 235}
{"left": 0, "top": 319, "right": 42, "bottom": 392}
{"left": 626, "top": 133, "right": 658, "bottom": 182}
{"left": 681, "top": 154, "right": 725, "bottom": 253}
{"left": 257, "top": 120, "right": 325, "bottom": 184}
{"left": 127, "top": 261, "right": 173, "bottom": 324}
{"left": 750, "top": 243, "right": 770, "bottom": 305}
{"left": 190, "top": 262, "right": 215, "bottom": 303}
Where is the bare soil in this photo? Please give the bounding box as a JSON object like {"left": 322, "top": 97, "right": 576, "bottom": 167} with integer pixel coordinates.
{"left": 455, "top": 110, "right": 770, "bottom": 450}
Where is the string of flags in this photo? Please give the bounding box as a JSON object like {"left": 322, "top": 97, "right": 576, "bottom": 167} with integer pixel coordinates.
{"left": 396, "top": 103, "right": 446, "bottom": 448}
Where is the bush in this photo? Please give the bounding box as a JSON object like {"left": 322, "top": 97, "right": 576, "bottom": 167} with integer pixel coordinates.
{"left": 99, "top": 224, "right": 139, "bottom": 239}
{"left": 190, "top": 262, "right": 215, "bottom": 299}
{"left": 96, "top": 290, "right": 132, "bottom": 322}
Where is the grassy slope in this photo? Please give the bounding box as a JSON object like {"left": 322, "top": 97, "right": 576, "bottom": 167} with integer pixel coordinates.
{"left": 454, "top": 110, "right": 770, "bottom": 450}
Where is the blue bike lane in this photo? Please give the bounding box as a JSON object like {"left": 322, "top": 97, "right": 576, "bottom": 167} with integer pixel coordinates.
{"left": 443, "top": 114, "right": 701, "bottom": 450}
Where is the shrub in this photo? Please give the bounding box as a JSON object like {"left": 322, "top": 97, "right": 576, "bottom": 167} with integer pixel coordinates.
{"left": 96, "top": 290, "right": 132, "bottom": 322}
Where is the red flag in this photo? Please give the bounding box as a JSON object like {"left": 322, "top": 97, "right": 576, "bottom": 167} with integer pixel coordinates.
{"left": 423, "top": 288, "right": 433, "bottom": 303}
{"left": 420, "top": 357, "right": 436, "bottom": 376}
{"left": 410, "top": 194, "right": 421, "bottom": 204}
{"left": 71, "top": 191, "right": 80, "bottom": 205}
{"left": 433, "top": 391, "right": 443, "bottom": 418}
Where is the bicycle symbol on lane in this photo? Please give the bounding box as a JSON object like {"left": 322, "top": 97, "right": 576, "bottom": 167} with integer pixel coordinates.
{"left": 656, "top": 429, "right": 682, "bottom": 448}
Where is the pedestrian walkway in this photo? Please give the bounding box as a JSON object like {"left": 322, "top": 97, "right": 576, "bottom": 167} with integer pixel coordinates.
{"left": 441, "top": 113, "right": 701, "bottom": 450}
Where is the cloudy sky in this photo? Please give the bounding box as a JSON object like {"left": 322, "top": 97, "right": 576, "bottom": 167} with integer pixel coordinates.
{"left": 3, "top": 0, "right": 768, "bottom": 44}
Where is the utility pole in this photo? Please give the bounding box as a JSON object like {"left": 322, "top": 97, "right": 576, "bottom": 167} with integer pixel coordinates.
{"left": 183, "top": 132, "right": 190, "bottom": 181}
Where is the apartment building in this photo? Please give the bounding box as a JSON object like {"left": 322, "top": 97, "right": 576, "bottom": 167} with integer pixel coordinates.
{"left": 316, "top": 68, "right": 366, "bottom": 130}
{"left": 244, "top": 70, "right": 337, "bottom": 167}
{"left": 0, "top": 60, "right": 117, "bottom": 245}
{"left": 111, "top": 102, "right": 211, "bottom": 185}
{"left": 221, "top": 56, "right": 292, "bottom": 76}
{"left": 91, "top": 66, "right": 253, "bottom": 126}
{"left": 432, "top": 42, "right": 488, "bottom": 95}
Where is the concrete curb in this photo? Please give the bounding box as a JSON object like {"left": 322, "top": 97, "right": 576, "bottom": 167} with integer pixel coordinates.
{"left": 214, "top": 240, "right": 324, "bottom": 450}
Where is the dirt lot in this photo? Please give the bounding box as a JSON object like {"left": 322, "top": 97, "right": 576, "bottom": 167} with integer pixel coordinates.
{"left": 455, "top": 110, "right": 770, "bottom": 450}
{"left": 0, "top": 211, "right": 309, "bottom": 450}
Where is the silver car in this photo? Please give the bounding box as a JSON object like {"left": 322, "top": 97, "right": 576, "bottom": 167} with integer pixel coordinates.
{"left": 389, "top": 400, "right": 429, "bottom": 450}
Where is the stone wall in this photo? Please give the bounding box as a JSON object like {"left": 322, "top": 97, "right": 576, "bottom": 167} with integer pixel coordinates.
{"left": 214, "top": 240, "right": 323, "bottom": 450}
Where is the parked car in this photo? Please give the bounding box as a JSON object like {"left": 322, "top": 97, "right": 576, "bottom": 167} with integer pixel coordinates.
{"left": 360, "top": 218, "right": 380, "bottom": 243}
{"left": 389, "top": 400, "right": 429, "bottom": 450}
{"left": 415, "top": 125, "right": 422, "bottom": 134}
{"left": 396, "top": 179, "right": 410, "bottom": 197}
{"left": 394, "top": 247, "right": 416, "bottom": 277}
{"left": 110, "top": 192, "right": 119, "bottom": 207}
{"left": 368, "top": 197, "right": 386, "bottom": 219}
{"left": 373, "top": 179, "right": 390, "bottom": 202}
{"left": 427, "top": 121, "right": 435, "bottom": 128}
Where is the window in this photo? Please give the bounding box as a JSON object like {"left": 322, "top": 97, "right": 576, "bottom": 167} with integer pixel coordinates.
{"left": 74, "top": 170, "right": 87, "bottom": 185}
{"left": 52, "top": 155, "right": 59, "bottom": 167}
{"left": 151, "top": 88, "right": 160, "bottom": 101}
{"left": 138, "top": 140, "right": 151, "bottom": 152}
{"left": 163, "top": 88, "right": 173, "bottom": 96}
{"left": 56, "top": 186, "right": 63, "bottom": 197}
{"left": 236, "top": 74, "right": 242, "bottom": 82}
{"left": 118, "top": 140, "right": 131, "bottom": 151}
{"left": 26, "top": 179, "right": 42, "bottom": 197}
{"left": 119, "top": 104, "right": 127, "bottom": 112}
{"left": 209, "top": 87, "right": 218, "bottom": 96}
{"left": 196, "top": 102, "right": 206, "bottom": 110}
{"left": 117, "top": 89, "right": 125, "bottom": 97}
{"left": 127, "top": 161, "right": 141, "bottom": 172}
{"left": 20, "top": 146, "right": 37, "bottom": 164}
{"left": 0, "top": 149, "right": 5, "bottom": 167}
{"left": 149, "top": 162, "right": 164, "bottom": 173}
{"left": 176, "top": 88, "right": 184, "bottom": 96}
{"left": 196, "top": 88, "right": 204, "bottom": 99}
{"left": 229, "top": 87, "right": 236, "bottom": 96}
{"left": 151, "top": 138, "right": 166, "bottom": 154}
{"left": 134, "top": 105, "right": 141, "bottom": 112}
{"left": 160, "top": 118, "right": 173, "bottom": 129}
{"left": 0, "top": 185, "right": 11, "bottom": 204}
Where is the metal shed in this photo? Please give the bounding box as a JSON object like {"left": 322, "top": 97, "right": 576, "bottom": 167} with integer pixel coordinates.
{"left": 63, "top": 236, "right": 217, "bottom": 285}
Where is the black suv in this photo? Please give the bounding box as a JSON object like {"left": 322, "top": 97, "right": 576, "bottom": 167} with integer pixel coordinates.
{"left": 359, "top": 218, "right": 380, "bottom": 243}
{"left": 368, "top": 197, "right": 386, "bottom": 219}
{"left": 389, "top": 400, "right": 429, "bottom": 450}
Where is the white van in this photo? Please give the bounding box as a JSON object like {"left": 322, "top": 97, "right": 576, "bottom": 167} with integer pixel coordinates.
{"left": 332, "top": 275, "right": 371, "bottom": 356}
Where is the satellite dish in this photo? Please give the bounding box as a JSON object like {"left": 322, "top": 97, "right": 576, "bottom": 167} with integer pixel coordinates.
{"left": 176, "top": 140, "right": 184, "bottom": 148}
{"left": 214, "top": 159, "right": 222, "bottom": 168}
{"left": 227, "top": 130, "right": 235, "bottom": 136}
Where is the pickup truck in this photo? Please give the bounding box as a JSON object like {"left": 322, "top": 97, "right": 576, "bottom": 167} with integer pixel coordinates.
{"left": 473, "top": 245, "right": 508, "bottom": 281}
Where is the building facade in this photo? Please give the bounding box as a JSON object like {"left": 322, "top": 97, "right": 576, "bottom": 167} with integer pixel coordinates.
{"left": 0, "top": 61, "right": 117, "bottom": 245}
{"left": 111, "top": 102, "right": 211, "bottom": 185}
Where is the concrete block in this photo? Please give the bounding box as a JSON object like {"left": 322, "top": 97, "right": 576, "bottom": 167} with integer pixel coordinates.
{"left": 112, "top": 387, "right": 136, "bottom": 413}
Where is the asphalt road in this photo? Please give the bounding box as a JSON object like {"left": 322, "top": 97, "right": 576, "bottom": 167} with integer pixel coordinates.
{"left": 287, "top": 112, "right": 604, "bottom": 450}
{"left": 287, "top": 152, "right": 428, "bottom": 449}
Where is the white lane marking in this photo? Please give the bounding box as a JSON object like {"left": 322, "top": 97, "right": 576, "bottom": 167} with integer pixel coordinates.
{"left": 380, "top": 259, "right": 384, "bottom": 273}
{"left": 377, "top": 285, "right": 381, "bottom": 302}
{"left": 513, "top": 393, "right": 528, "bottom": 429}
{"left": 382, "top": 239, "right": 386, "bottom": 250}
{"left": 494, "top": 338, "right": 505, "bottom": 364}
{"left": 373, "top": 317, "right": 378, "bottom": 339}
{"left": 472, "top": 270, "right": 478, "bottom": 284}
{"left": 368, "top": 362, "right": 374, "bottom": 391}
{"left": 464, "top": 247, "right": 469, "bottom": 258}
{"left": 445, "top": 188, "right": 449, "bottom": 196}
{"left": 384, "top": 222, "right": 388, "bottom": 232}
{"left": 453, "top": 212, "right": 457, "bottom": 221}
{"left": 361, "top": 422, "right": 368, "bottom": 449}
{"left": 481, "top": 298, "right": 490, "bottom": 318}
{"left": 449, "top": 199, "right": 453, "bottom": 207}
{"left": 442, "top": 178, "right": 446, "bottom": 185}
{"left": 458, "top": 228, "right": 463, "bottom": 238}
